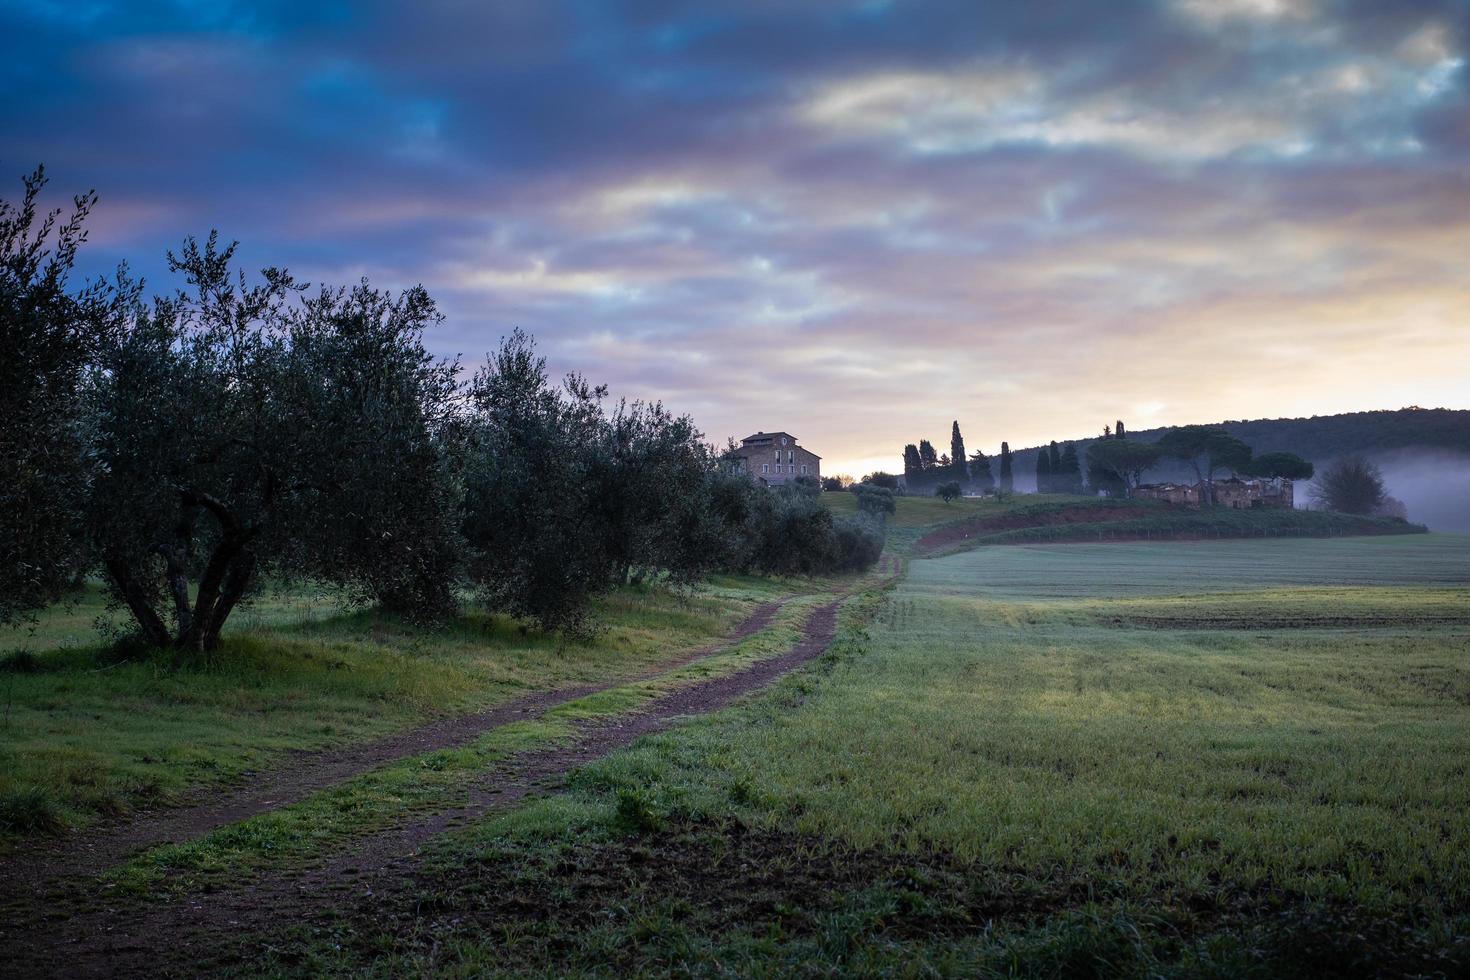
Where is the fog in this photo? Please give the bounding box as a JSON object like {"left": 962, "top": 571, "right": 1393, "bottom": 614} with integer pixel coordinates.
{"left": 1305, "top": 449, "right": 1470, "bottom": 533}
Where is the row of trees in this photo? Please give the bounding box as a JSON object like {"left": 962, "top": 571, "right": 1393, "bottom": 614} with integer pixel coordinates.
{"left": 1034, "top": 441, "right": 1083, "bottom": 495}
{"left": 1, "top": 170, "right": 882, "bottom": 649}
{"left": 1085, "top": 423, "right": 1315, "bottom": 504}
{"left": 896, "top": 415, "right": 1327, "bottom": 508}
{"left": 900, "top": 422, "right": 1016, "bottom": 493}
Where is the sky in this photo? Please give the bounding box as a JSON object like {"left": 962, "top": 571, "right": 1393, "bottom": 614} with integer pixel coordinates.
{"left": 4, "top": 0, "right": 1469, "bottom": 477}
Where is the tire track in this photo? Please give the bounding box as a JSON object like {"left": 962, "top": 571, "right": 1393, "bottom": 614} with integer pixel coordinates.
{"left": 0, "top": 594, "right": 793, "bottom": 904}
{"left": 3, "top": 592, "right": 860, "bottom": 978}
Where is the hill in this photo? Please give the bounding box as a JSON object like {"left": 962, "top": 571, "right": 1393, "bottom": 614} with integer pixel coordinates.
{"left": 824, "top": 492, "right": 1426, "bottom": 557}
{"left": 1007, "top": 407, "right": 1470, "bottom": 531}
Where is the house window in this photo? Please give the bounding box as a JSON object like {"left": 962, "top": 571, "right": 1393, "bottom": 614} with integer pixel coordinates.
{"left": 762, "top": 463, "right": 769, "bottom": 474}
{"left": 775, "top": 464, "right": 782, "bottom": 474}
{"left": 800, "top": 464, "right": 807, "bottom": 475}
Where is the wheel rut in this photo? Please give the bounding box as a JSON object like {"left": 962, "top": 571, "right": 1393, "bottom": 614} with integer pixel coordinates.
{"left": 0, "top": 594, "right": 790, "bottom": 903}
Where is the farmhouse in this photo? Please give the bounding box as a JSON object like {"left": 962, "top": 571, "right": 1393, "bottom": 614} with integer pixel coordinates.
{"left": 729, "top": 431, "right": 821, "bottom": 487}
{"left": 1133, "top": 482, "right": 1200, "bottom": 506}
{"left": 1135, "top": 477, "right": 1295, "bottom": 509}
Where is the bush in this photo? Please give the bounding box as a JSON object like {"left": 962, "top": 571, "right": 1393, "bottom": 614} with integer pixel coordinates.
{"left": 862, "top": 472, "right": 900, "bottom": 490}
{"left": 733, "top": 485, "right": 885, "bottom": 577}
{"left": 851, "top": 483, "right": 896, "bottom": 518}
{"left": 935, "top": 481, "right": 962, "bottom": 503}
{"left": 831, "top": 515, "right": 885, "bottom": 571}
{"left": 1311, "top": 456, "right": 1388, "bottom": 515}
{"left": 788, "top": 475, "right": 822, "bottom": 498}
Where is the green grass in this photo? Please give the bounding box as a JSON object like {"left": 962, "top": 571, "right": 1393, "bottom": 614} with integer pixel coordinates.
{"left": 0, "top": 575, "right": 796, "bottom": 843}
{"left": 824, "top": 489, "right": 1104, "bottom": 555}
{"left": 824, "top": 488, "right": 1101, "bottom": 528}
{"left": 823, "top": 490, "right": 1427, "bottom": 559}
{"left": 104, "top": 596, "right": 826, "bottom": 894}
{"left": 265, "top": 533, "right": 1470, "bottom": 977}
{"left": 967, "top": 506, "right": 1425, "bottom": 548}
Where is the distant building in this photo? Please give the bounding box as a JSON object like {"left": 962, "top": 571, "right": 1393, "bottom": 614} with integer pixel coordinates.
{"left": 1135, "top": 477, "right": 1294, "bottom": 509}
{"left": 728, "top": 431, "right": 821, "bottom": 487}
{"left": 1133, "top": 482, "right": 1201, "bottom": 506}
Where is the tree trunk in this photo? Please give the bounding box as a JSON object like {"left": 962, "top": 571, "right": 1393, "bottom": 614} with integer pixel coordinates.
{"left": 180, "top": 531, "right": 256, "bottom": 652}
{"left": 103, "top": 557, "right": 170, "bottom": 648}
{"left": 200, "top": 549, "right": 255, "bottom": 650}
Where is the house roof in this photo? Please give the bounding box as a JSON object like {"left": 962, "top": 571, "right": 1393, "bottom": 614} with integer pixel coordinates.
{"left": 740, "top": 430, "right": 797, "bottom": 444}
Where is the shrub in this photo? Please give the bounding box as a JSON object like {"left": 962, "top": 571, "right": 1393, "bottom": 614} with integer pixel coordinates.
{"left": 831, "top": 515, "right": 885, "bottom": 571}
{"left": 862, "top": 472, "right": 900, "bottom": 491}
{"left": 1311, "top": 456, "right": 1388, "bottom": 515}
{"left": 851, "top": 483, "right": 896, "bottom": 518}
{"left": 935, "top": 481, "right": 962, "bottom": 503}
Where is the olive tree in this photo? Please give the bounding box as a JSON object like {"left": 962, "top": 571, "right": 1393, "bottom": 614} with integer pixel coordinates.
{"left": 84, "top": 234, "right": 462, "bottom": 652}
{"left": 276, "top": 280, "right": 464, "bottom": 618}
{"left": 0, "top": 167, "right": 127, "bottom": 623}
{"left": 461, "top": 331, "right": 612, "bottom": 634}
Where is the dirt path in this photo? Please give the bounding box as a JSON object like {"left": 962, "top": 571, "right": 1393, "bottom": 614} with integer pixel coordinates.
{"left": 2, "top": 559, "right": 896, "bottom": 977}
{"left": 0, "top": 594, "right": 791, "bottom": 906}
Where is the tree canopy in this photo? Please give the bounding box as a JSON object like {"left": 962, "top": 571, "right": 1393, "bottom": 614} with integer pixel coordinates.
{"left": 1311, "top": 456, "right": 1388, "bottom": 515}
{"left": 1242, "top": 452, "right": 1315, "bottom": 480}
{"left": 1156, "top": 425, "right": 1252, "bottom": 505}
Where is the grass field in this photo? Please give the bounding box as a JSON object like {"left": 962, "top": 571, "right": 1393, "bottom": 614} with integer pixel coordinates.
{"left": 280, "top": 533, "right": 1470, "bottom": 976}
{"left": 0, "top": 576, "right": 793, "bottom": 841}
{"left": 823, "top": 490, "right": 1424, "bottom": 557}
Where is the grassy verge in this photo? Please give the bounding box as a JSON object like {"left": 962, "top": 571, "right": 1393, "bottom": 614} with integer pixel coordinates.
{"left": 0, "top": 575, "right": 796, "bottom": 844}
{"left": 250, "top": 535, "right": 1470, "bottom": 977}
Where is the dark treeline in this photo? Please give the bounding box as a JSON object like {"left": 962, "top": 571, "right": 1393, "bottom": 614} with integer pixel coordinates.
{"left": 891, "top": 415, "right": 1327, "bottom": 507}
{"left": 1, "top": 169, "right": 882, "bottom": 647}
{"left": 1013, "top": 409, "right": 1470, "bottom": 490}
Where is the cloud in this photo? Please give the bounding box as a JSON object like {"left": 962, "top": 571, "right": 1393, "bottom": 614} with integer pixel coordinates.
{"left": 2, "top": 0, "right": 1467, "bottom": 474}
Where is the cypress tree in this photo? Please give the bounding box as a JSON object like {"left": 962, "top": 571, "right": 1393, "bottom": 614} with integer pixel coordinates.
{"left": 999, "top": 442, "right": 1013, "bottom": 493}
{"left": 1035, "top": 448, "right": 1052, "bottom": 493}
{"left": 969, "top": 449, "right": 994, "bottom": 490}
{"left": 903, "top": 443, "right": 922, "bottom": 484}
{"left": 1060, "top": 443, "right": 1082, "bottom": 494}
{"left": 1116, "top": 419, "right": 1126, "bottom": 440}
{"left": 918, "top": 439, "right": 939, "bottom": 473}
{"left": 1048, "top": 441, "right": 1062, "bottom": 492}
{"left": 950, "top": 421, "right": 968, "bottom": 483}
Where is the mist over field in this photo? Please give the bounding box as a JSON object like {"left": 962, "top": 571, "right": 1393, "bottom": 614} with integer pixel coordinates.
{"left": 1363, "top": 449, "right": 1470, "bottom": 533}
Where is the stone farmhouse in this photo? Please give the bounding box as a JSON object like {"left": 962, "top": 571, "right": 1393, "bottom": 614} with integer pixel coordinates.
{"left": 1135, "top": 477, "right": 1294, "bottom": 509}
{"left": 729, "top": 431, "right": 821, "bottom": 487}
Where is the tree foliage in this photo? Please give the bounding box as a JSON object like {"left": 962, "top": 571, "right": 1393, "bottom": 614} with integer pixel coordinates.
{"left": 967, "top": 449, "right": 994, "bottom": 491}
{"left": 0, "top": 168, "right": 127, "bottom": 623}
{"left": 1156, "top": 425, "right": 1252, "bottom": 506}
{"left": 1086, "top": 439, "right": 1163, "bottom": 496}
{"left": 84, "top": 234, "right": 462, "bottom": 651}
{"left": 1311, "top": 456, "right": 1388, "bottom": 515}
{"left": 949, "top": 421, "right": 968, "bottom": 483}
{"left": 851, "top": 482, "right": 897, "bottom": 517}
{"left": 1242, "top": 451, "right": 1314, "bottom": 480}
